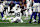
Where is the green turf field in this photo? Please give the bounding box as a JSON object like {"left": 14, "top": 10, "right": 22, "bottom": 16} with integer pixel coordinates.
{"left": 0, "top": 15, "right": 40, "bottom": 27}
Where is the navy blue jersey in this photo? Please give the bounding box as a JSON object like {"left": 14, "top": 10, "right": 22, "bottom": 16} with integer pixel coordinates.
{"left": 34, "top": 0, "right": 40, "bottom": 3}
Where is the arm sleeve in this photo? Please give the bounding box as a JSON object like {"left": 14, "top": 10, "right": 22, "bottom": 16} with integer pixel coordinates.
{"left": 8, "top": 6, "right": 10, "bottom": 12}
{"left": 2, "top": 5, "right": 4, "bottom": 10}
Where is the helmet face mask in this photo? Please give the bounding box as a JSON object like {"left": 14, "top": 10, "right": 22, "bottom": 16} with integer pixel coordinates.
{"left": 0, "top": 1, "right": 2, "bottom": 4}
{"left": 15, "top": 4, "right": 20, "bottom": 8}
{"left": 16, "top": 9, "right": 18, "bottom": 10}
{"left": 15, "top": 4, "right": 20, "bottom": 10}
{"left": 17, "top": 6, "right": 19, "bottom": 8}
{"left": 0, "top": 2, "right": 1, "bottom": 4}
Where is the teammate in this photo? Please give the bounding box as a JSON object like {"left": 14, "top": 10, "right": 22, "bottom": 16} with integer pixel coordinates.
{"left": 0, "top": 1, "right": 5, "bottom": 20}
{"left": 29, "top": 0, "right": 40, "bottom": 23}
{"left": 9, "top": 4, "right": 23, "bottom": 23}
{"left": 0, "top": 1, "right": 10, "bottom": 20}
{"left": 29, "top": 0, "right": 36, "bottom": 23}
{"left": 25, "top": 0, "right": 30, "bottom": 20}
{"left": 25, "top": 0, "right": 32, "bottom": 20}
{"left": 35, "top": 0, "right": 40, "bottom": 23}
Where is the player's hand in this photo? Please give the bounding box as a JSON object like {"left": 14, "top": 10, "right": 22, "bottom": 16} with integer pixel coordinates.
{"left": 25, "top": 9, "right": 27, "bottom": 10}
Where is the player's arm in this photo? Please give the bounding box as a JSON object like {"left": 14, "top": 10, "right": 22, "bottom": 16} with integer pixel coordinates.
{"left": 21, "top": 9, "right": 25, "bottom": 11}
{"left": 21, "top": 8, "right": 27, "bottom": 11}
{"left": 8, "top": 6, "right": 10, "bottom": 12}
{"left": 29, "top": 0, "right": 34, "bottom": 9}
{"left": 30, "top": 0, "right": 34, "bottom": 5}
{"left": 21, "top": 6, "right": 27, "bottom": 11}
{"left": 2, "top": 5, "right": 4, "bottom": 11}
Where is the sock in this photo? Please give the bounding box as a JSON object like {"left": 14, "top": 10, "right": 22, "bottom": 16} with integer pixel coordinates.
{"left": 26, "top": 12, "right": 28, "bottom": 18}
{"left": 38, "top": 13, "right": 40, "bottom": 21}
{"left": 29, "top": 12, "right": 35, "bottom": 23}
{"left": 1, "top": 13, "right": 4, "bottom": 18}
{"left": 34, "top": 12, "right": 37, "bottom": 20}
{"left": 30, "top": 12, "right": 35, "bottom": 19}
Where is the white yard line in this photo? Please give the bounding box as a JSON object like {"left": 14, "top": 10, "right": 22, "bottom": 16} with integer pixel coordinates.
{"left": 3, "top": 26, "right": 40, "bottom": 27}
{"left": 0, "top": 22, "right": 9, "bottom": 23}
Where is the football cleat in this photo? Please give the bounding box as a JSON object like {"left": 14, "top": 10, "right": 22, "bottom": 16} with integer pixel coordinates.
{"left": 32, "top": 19, "right": 37, "bottom": 23}
{"left": 29, "top": 19, "right": 32, "bottom": 23}
{"left": 38, "top": 20, "right": 40, "bottom": 23}
{"left": 2, "top": 17, "right": 5, "bottom": 20}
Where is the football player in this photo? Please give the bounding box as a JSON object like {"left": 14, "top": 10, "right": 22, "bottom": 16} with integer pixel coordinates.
{"left": 0, "top": 1, "right": 5, "bottom": 20}
{"left": 25, "top": 0, "right": 30, "bottom": 20}
{"left": 9, "top": 4, "right": 23, "bottom": 23}
{"left": 25, "top": 0, "right": 32, "bottom": 20}
{"left": 29, "top": 0, "right": 39, "bottom": 23}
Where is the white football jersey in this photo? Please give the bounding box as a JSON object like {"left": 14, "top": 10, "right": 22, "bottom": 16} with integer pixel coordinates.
{"left": 0, "top": 4, "right": 4, "bottom": 12}
{"left": 3, "top": 1, "right": 7, "bottom": 6}
{"left": 10, "top": 6, "right": 23, "bottom": 23}
{"left": 12, "top": 7, "right": 21, "bottom": 19}
{"left": 32, "top": 0, "right": 40, "bottom": 12}
{"left": 26, "top": 0, "right": 30, "bottom": 9}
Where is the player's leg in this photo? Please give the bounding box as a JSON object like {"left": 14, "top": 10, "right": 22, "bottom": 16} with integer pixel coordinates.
{"left": 29, "top": 6, "right": 35, "bottom": 23}
{"left": 20, "top": 19, "right": 23, "bottom": 23}
{"left": 29, "top": 12, "right": 35, "bottom": 23}
{"left": 38, "top": 4, "right": 40, "bottom": 23}
{"left": 32, "top": 12, "right": 38, "bottom": 23}
{"left": 30, "top": 3, "right": 38, "bottom": 23}
{"left": 25, "top": 0, "right": 30, "bottom": 20}
{"left": 29, "top": 7, "right": 32, "bottom": 15}
{"left": 1, "top": 12, "right": 5, "bottom": 20}
{"left": 9, "top": 18, "right": 17, "bottom": 23}
{"left": 1, "top": 13, "right": 4, "bottom": 18}
{"left": 25, "top": 2, "right": 30, "bottom": 20}
{"left": 25, "top": 10, "right": 28, "bottom": 20}
{"left": 16, "top": 18, "right": 23, "bottom": 23}
{"left": 29, "top": 4, "right": 36, "bottom": 22}
{"left": 34, "top": 12, "right": 37, "bottom": 20}
{"left": 38, "top": 13, "right": 40, "bottom": 23}
{"left": 34, "top": 4, "right": 38, "bottom": 21}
